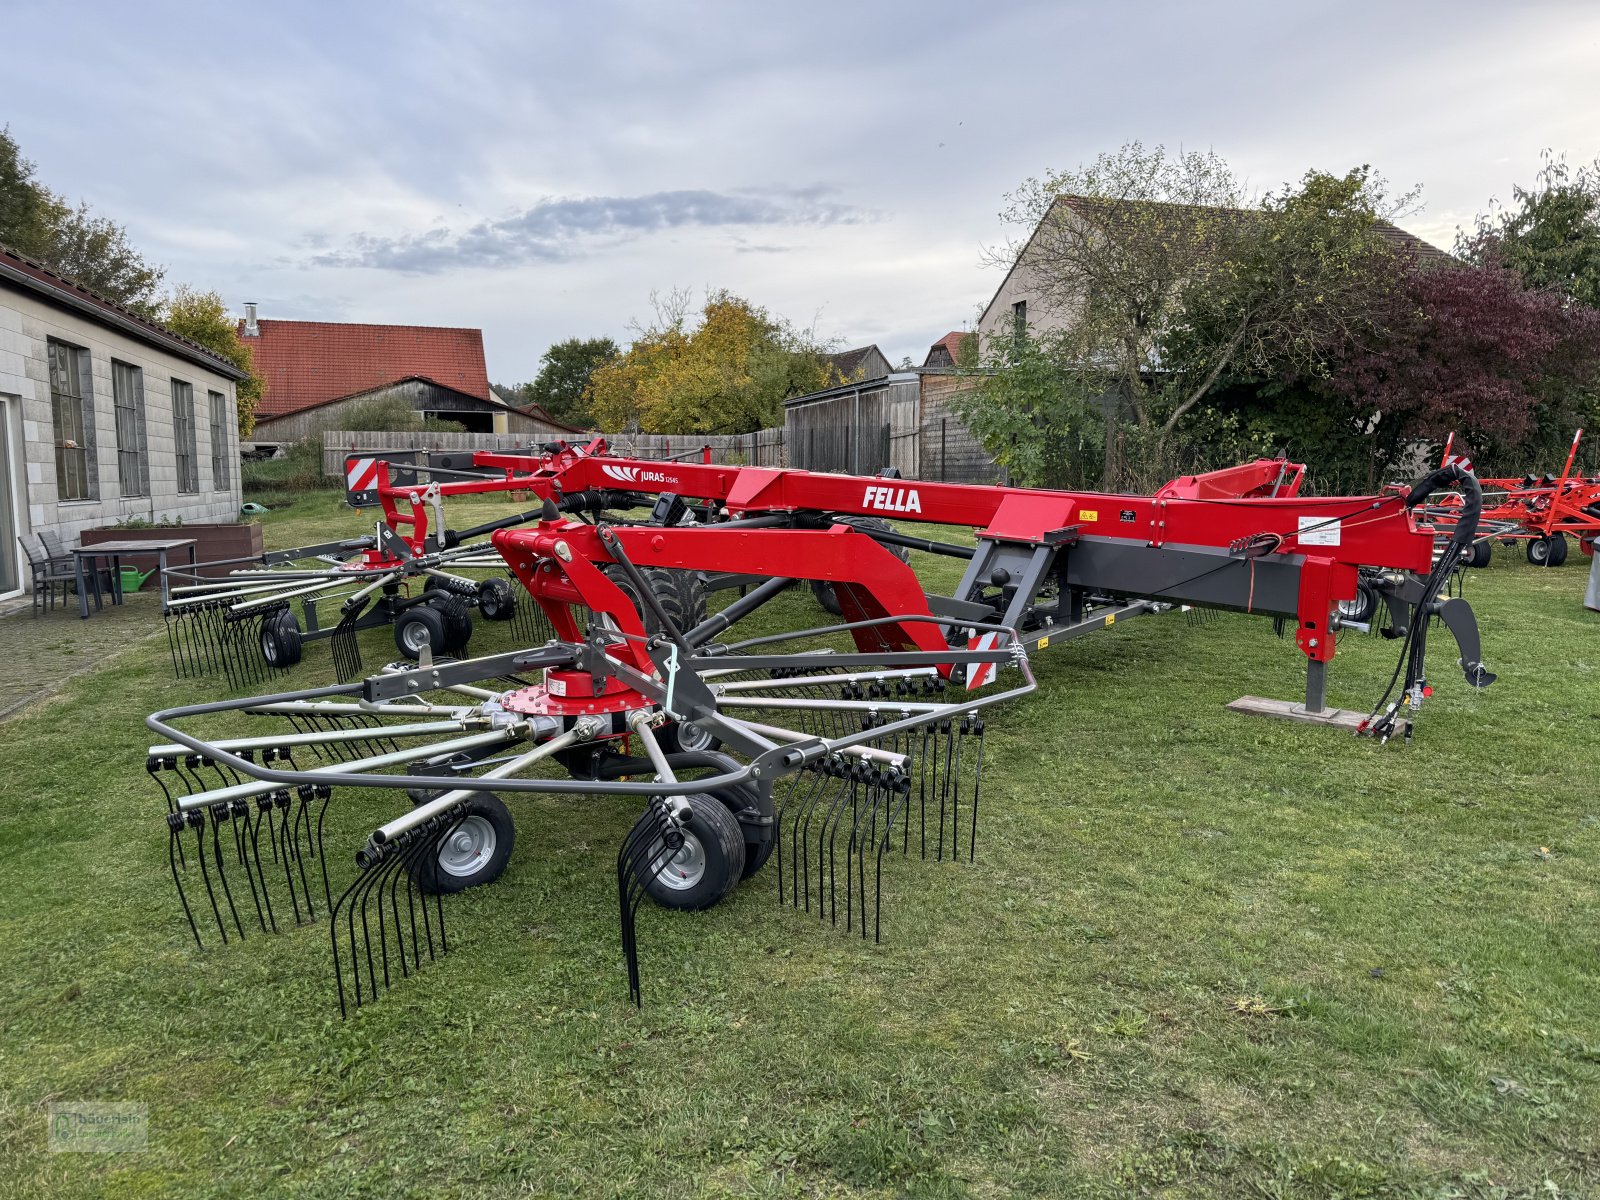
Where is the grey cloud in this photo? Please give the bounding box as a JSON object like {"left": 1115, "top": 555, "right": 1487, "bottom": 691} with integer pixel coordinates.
{"left": 312, "top": 187, "right": 872, "bottom": 272}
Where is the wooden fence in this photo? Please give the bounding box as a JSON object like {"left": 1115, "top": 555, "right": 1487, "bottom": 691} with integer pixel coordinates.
{"left": 322, "top": 428, "right": 786, "bottom": 477}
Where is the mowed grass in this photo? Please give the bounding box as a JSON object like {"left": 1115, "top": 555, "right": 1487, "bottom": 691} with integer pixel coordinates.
{"left": 1, "top": 491, "right": 1598, "bottom": 1198}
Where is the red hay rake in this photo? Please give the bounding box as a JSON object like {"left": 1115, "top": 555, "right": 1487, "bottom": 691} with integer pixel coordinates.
{"left": 143, "top": 441, "right": 1495, "bottom": 1012}
{"left": 1428, "top": 430, "right": 1600, "bottom": 568}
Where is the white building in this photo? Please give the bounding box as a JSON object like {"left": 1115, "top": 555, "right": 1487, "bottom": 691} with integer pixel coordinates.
{"left": 1, "top": 245, "right": 247, "bottom": 601}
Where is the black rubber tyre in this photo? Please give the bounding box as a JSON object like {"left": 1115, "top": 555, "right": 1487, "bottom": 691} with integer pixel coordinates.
{"left": 666, "top": 752, "right": 771, "bottom": 880}
{"left": 1546, "top": 533, "right": 1568, "bottom": 567}
{"left": 438, "top": 596, "right": 474, "bottom": 652}
{"left": 260, "top": 609, "right": 304, "bottom": 668}
{"left": 1466, "top": 540, "right": 1492, "bottom": 569}
{"left": 633, "top": 793, "right": 745, "bottom": 911}
{"left": 477, "top": 577, "right": 518, "bottom": 621}
{"left": 600, "top": 564, "right": 695, "bottom": 637}
{"left": 811, "top": 516, "right": 911, "bottom": 615}
{"left": 393, "top": 604, "right": 447, "bottom": 659}
{"left": 412, "top": 792, "right": 515, "bottom": 895}
{"left": 1336, "top": 579, "right": 1378, "bottom": 624}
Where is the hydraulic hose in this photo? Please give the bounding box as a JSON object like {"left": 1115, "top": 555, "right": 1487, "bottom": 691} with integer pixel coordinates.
{"left": 1363, "top": 464, "right": 1485, "bottom": 740}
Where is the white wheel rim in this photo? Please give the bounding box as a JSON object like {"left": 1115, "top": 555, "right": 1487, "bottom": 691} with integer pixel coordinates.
{"left": 651, "top": 829, "right": 706, "bottom": 890}
{"left": 402, "top": 619, "right": 433, "bottom": 653}
{"left": 1337, "top": 595, "right": 1365, "bottom": 618}
{"left": 674, "top": 721, "right": 714, "bottom": 752}
{"left": 438, "top": 814, "right": 496, "bottom": 878}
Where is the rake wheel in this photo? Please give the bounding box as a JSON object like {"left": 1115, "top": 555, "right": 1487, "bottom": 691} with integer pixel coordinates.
{"left": 477, "top": 577, "right": 517, "bottom": 621}
{"left": 1336, "top": 579, "right": 1378, "bottom": 624}
{"left": 1527, "top": 533, "right": 1567, "bottom": 567}
{"left": 412, "top": 792, "right": 515, "bottom": 895}
{"left": 601, "top": 564, "right": 697, "bottom": 637}
{"left": 631, "top": 793, "right": 745, "bottom": 911}
{"left": 393, "top": 605, "right": 447, "bottom": 659}
{"left": 260, "top": 610, "right": 304, "bottom": 668}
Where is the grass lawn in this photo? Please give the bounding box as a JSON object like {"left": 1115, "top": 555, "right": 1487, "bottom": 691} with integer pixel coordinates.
{"left": 2, "top": 489, "right": 1598, "bottom": 1198}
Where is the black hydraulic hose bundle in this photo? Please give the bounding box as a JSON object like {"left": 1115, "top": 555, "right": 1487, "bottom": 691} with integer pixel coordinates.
{"left": 1361, "top": 464, "right": 1483, "bottom": 742}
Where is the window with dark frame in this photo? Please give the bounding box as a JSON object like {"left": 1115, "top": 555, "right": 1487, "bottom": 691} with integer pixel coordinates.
{"left": 172, "top": 379, "right": 199, "bottom": 493}
{"left": 112, "top": 360, "right": 150, "bottom": 497}
{"left": 47, "top": 338, "right": 94, "bottom": 501}
{"left": 208, "top": 390, "right": 229, "bottom": 489}
{"left": 1011, "top": 299, "right": 1028, "bottom": 341}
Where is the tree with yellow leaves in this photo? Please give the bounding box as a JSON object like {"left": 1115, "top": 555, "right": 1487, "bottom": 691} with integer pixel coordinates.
{"left": 587, "top": 290, "right": 839, "bottom": 433}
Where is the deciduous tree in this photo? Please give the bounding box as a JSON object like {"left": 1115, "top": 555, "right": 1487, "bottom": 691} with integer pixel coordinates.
{"left": 0, "top": 126, "right": 165, "bottom": 314}
{"left": 161, "top": 287, "right": 265, "bottom": 437}
{"left": 972, "top": 145, "right": 1414, "bottom": 486}
{"left": 587, "top": 291, "right": 837, "bottom": 433}
{"left": 520, "top": 336, "right": 618, "bottom": 427}
{"left": 1325, "top": 263, "right": 1600, "bottom": 462}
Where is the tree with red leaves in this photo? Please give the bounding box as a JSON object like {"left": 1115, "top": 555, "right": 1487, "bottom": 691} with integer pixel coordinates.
{"left": 1327, "top": 262, "right": 1600, "bottom": 463}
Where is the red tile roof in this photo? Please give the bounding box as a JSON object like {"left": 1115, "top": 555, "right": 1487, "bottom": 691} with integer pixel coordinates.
{"left": 923, "top": 331, "right": 972, "bottom": 367}
{"left": 242, "top": 318, "right": 492, "bottom": 419}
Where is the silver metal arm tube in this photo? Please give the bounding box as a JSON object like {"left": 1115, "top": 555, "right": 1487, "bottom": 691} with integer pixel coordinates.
{"left": 734, "top": 717, "right": 909, "bottom": 770}
{"left": 628, "top": 712, "right": 677, "bottom": 783}
{"left": 370, "top": 717, "right": 600, "bottom": 845}
{"left": 147, "top": 718, "right": 477, "bottom": 759}
{"left": 712, "top": 667, "right": 939, "bottom": 693}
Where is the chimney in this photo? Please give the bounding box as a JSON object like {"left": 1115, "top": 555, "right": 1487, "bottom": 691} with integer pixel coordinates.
{"left": 243, "top": 302, "right": 259, "bottom": 337}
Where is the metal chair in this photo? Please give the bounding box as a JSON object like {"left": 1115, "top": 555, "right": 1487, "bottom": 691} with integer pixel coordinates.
{"left": 19, "top": 536, "right": 75, "bottom": 615}
{"left": 39, "top": 530, "right": 113, "bottom": 609}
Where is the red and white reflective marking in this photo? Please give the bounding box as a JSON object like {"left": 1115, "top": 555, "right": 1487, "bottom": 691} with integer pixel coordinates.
{"left": 347, "top": 457, "right": 379, "bottom": 492}
{"left": 965, "top": 631, "right": 999, "bottom": 690}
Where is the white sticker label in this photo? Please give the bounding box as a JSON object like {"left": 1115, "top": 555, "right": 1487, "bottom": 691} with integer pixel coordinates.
{"left": 1297, "top": 515, "right": 1341, "bottom": 546}
{"left": 546, "top": 672, "right": 566, "bottom": 696}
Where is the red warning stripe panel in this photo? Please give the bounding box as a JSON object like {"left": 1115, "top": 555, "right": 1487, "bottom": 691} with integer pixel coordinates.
{"left": 346, "top": 457, "right": 378, "bottom": 492}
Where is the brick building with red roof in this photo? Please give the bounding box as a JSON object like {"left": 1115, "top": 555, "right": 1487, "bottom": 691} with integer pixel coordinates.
{"left": 241, "top": 306, "right": 581, "bottom": 445}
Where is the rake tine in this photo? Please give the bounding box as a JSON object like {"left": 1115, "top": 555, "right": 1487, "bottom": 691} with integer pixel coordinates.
{"left": 248, "top": 796, "right": 279, "bottom": 933}
{"left": 331, "top": 598, "right": 369, "bottom": 683}
{"left": 948, "top": 717, "right": 966, "bottom": 861}
{"left": 148, "top": 756, "right": 187, "bottom": 868}
{"left": 167, "top": 813, "right": 203, "bottom": 948}
{"left": 365, "top": 844, "right": 412, "bottom": 991}
{"left": 272, "top": 791, "right": 306, "bottom": 925}
{"left": 207, "top": 803, "right": 246, "bottom": 941}
{"left": 874, "top": 772, "right": 911, "bottom": 943}
{"left": 228, "top": 798, "right": 270, "bottom": 934}
{"left": 820, "top": 765, "right": 860, "bottom": 926}
{"left": 790, "top": 767, "right": 821, "bottom": 912}
{"left": 965, "top": 717, "right": 986, "bottom": 863}
{"left": 617, "top": 798, "right": 681, "bottom": 1007}
{"left": 189, "top": 810, "right": 228, "bottom": 944}
{"left": 314, "top": 786, "right": 335, "bottom": 915}
{"left": 292, "top": 787, "right": 319, "bottom": 920}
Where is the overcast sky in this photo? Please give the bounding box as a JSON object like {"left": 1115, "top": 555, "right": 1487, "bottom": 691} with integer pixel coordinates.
{"left": 6, "top": 0, "right": 1598, "bottom": 382}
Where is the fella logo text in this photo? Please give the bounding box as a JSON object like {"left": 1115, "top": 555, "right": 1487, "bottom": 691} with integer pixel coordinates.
{"left": 861, "top": 485, "right": 922, "bottom": 514}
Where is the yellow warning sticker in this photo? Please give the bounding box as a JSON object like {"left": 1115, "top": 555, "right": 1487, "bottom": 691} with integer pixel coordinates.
{"left": 1105, "top": 614, "right": 1116, "bottom": 626}
{"left": 1079, "top": 509, "right": 1098, "bottom": 522}
{"left": 1036, "top": 636, "right": 1048, "bottom": 649}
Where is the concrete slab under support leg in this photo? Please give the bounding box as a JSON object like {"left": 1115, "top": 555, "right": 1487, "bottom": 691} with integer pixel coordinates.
{"left": 1227, "top": 694, "right": 1366, "bottom": 730}
{"left": 1228, "top": 657, "right": 1365, "bottom": 729}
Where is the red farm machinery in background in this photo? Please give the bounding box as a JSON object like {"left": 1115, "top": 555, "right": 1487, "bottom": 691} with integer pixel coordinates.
{"left": 1430, "top": 429, "right": 1600, "bottom": 567}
